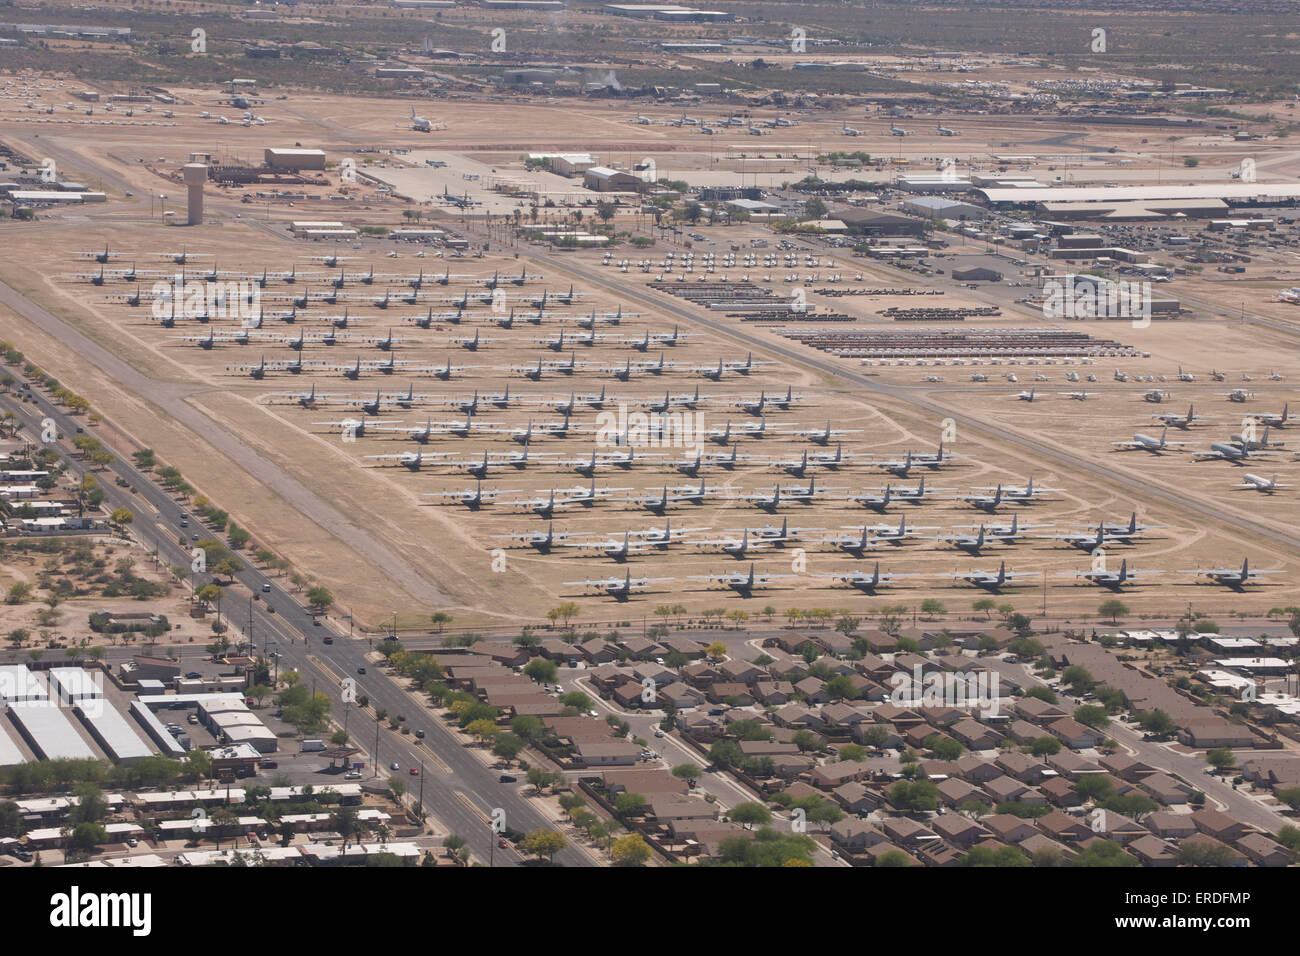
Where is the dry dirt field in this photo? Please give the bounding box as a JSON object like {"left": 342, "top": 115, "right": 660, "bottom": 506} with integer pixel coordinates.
{"left": 1, "top": 81, "right": 1297, "bottom": 629}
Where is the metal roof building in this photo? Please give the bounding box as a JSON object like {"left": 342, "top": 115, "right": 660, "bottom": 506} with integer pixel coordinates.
{"left": 128, "top": 700, "right": 187, "bottom": 757}
{"left": 8, "top": 701, "right": 97, "bottom": 761}
{"left": 75, "top": 702, "right": 154, "bottom": 764}
{"left": 0, "top": 664, "right": 46, "bottom": 704}
{"left": 977, "top": 183, "right": 1300, "bottom": 205}
{"left": 50, "top": 667, "right": 103, "bottom": 704}
{"left": 0, "top": 725, "right": 26, "bottom": 767}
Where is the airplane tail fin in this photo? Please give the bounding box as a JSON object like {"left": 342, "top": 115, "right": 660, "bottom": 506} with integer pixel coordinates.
{"left": 1242, "top": 556, "right": 1249, "bottom": 577}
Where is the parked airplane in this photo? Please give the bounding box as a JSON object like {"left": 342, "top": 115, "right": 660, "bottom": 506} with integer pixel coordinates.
{"left": 936, "top": 121, "right": 959, "bottom": 136}
{"left": 1178, "top": 558, "right": 1284, "bottom": 590}
{"left": 688, "top": 562, "right": 796, "bottom": 595}
{"left": 1231, "top": 473, "right": 1291, "bottom": 494}
{"left": 1112, "top": 426, "right": 1194, "bottom": 454}
{"left": 1194, "top": 441, "right": 1274, "bottom": 464}
{"left": 889, "top": 123, "right": 911, "bottom": 136}
{"left": 1153, "top": 404, "right": 1210, "bottom": 429}
{"left": 818, "top": 562, "right": 922, "bottom": 593}
{"left": 840, "top": 122, "right": 862, "bottom": 136}
{"left": 1064, "top": 558, "right": 1162, "bottom": 590}
{"left": 949, "top": 562, "right": 1036, "bottom": 593}
{"left": 424, "top": 480, "right": 514, "bottom": 510}
{"left": 1255, "top": 403, "right": 1297, "bottom": 428}
{"left": 490, "top": 521, "right": 581, "bottom": 552}
{"left": 563, "top": 568, "right": 675, "bottom": 600}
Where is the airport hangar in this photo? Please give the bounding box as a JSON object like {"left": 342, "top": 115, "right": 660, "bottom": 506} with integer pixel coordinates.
{"left": 975, "top": 183, "right": 1300, "bottom": 220}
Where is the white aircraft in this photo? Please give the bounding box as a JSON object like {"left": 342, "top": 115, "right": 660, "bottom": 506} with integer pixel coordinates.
{"left": 949, "top": 562, "right": 1036, "bottom": 593}
{"left": 817, "top": 562, "right": 923, "bottom": 593}
{"left": 424, "top": 480, "right": 514, "bottom": 510}
{"left": 936, "top": 121, "right": 959, "bottom": 136}
{"left": 967, "top": 476, "right": 1057, "bottom": 504}
{"left": 889, "top": 123, "right": 911, "bottom": 136}
{"left": 1177, "top": 558, "right": 1284, "bottom": 590}
{"left": 1112, "top": 426, "right": 1194, "bottom": 454}
{"left": 1063, "top": 559, "right": 1162, "bottom": 590}
{"left": 840, "top": 122, "right": 862, "bottom": 136}
{"left": 1153, "top": 404, "right": 1211, "bottom": 429}
{"left": 824, "top": 516, "right": 928, "bottom": 552}
{"left": 1222, "top": 389, "right": 1254, "bottom": 403}
{"left": 1015, "top": 388, "right": 1038, "bottom": 402}
{"left": 1141, "top": 389, "right": 1171, "bottom": 404}
{"left": 1194, "top": 441, "right": 1274, "bottom": 464}
{"left": 1036, "top": 524, "right": 1109, "bottom": 552}
{"left": 563, "top": 568, "right": 675, "bottom": 600}
{"left": 778, "top": 420, "right": 861, "bottom": 445}
{"left": 404, "top": 106, "right": 445, "bottom": 132}
{"left": 849, "top": 477, "right": 945, "bottom": 512}
{"left": 935, "top": 524, "right": 999, "bottom": 554}
{"left": 1231, "top": 473, "right": 1291, "bottom": 494}
{"left": 687, "top": 562, "right": 796, "bottom": 594}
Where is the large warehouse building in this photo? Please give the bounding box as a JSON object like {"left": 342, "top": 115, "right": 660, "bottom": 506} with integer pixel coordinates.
{"left": 977, "top": 183, "right": 1300, "bottom": 220}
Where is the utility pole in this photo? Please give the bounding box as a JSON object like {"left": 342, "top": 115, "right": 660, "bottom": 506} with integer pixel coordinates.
{"left": 373, "top": 719, "right": 380, "bottom": 778}
{"left": 417, "top": 760, "right": 425, "bottom": 819}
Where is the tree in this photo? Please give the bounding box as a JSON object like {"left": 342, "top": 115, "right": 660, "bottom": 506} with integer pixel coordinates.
{"left": 558, "top": 793, "right": 586, "bottom": 819}
{"left": 838, "top": 744, "right": 867, "bottom": 763}
{"left": 961, "top": 845, "right": 1029, "bottom": 867}
{"left": 729, "top": 801, "right": 772, "bottom": 829}
{"left": 704, "top": 642, "right": 727, "bottom": 662}
{"left": 525, "top": 767, "right": 562, "bottom": 794}
{"left": 443, "top": 834, "right": 468, "bottom": 864}
{"left": 523, "top": 658, "right": 558, "bottom": 684}
{"left": 613, "top": 792, "right": 648, "bottom": 817}
{"left": 110, "top": 507, "right": 134, "bottom": 526}
{"left": 430, "top": 611, "right": 452, "bottom": 632}
{"left": 1073, "top": 704, "right": 1110, "bottom": 730}
{"left": 672, "top": 763, "right": 701, "bottom": 782}
{"left": 925, "top": 735, "right": 964, "bottom": 761}
{"left": 1072, "top": 839, "right": 1138, "bottom": 867}
{"left": 1098, "top": 599, "right": 1129, "bottom": 624}
{"left": 305, "top": 586, "right": 334, "bottom": 612}
{"left": 610, "top": 833, "right": 652, "bottom": 866}
{"left": 1075, "top": 775, "right": 1114, "bottom": 803}
{"left": 465, "top": 718, "right": 500, "bottom": 744}
{"left": 546, "top": 602, "right": 580, "bottom": 628}
{"left": 920, "top": 598, "right": 947, "bottom": 619}
{"left": 1030, "top": 736, "right": 1061, "bottom": 757}
{"left": 492, "top": 733, "right": 524, "bottom": 764}
{"left": 521, "top": 828, "right": 567, "bottom": 863}
{"left": 1206, "top": 748, "right": 1236, "bottom": 772}
{"left": 1137, "top": 709, "right": 1176, "bottom": 739}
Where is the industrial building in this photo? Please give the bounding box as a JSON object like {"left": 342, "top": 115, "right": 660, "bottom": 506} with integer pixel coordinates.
{"left": 0, "top": 664, "right": 46, "bottom": 704}
{"left": 7, "top": 701, "right": 97, "bottom": 761}
{"left": 264, "top": 148, "right": 327, "bottom": 171}
{"left": 583, "top": 166, "right": 643, "bottom": 192}
{"left": 902, "top": 196, "right": 987, "bottom": 220}
{"left": 75, "top": 703, "right": 153, "bottom": 764}
{"left": 978, "top": 183, "right": 1300, "bottom": 220}
{"left": 836, "top": 208, "right": 927, "bottom": 238}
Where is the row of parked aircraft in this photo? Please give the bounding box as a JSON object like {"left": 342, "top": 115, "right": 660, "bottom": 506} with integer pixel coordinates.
{"left": 560, "top": 556, "right": 1280, "bottom": 600}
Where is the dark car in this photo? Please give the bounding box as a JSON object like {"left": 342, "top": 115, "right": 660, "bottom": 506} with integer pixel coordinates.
{"left": 414, "top": 729, "right": 425, "bottom": 739}
{"left": 357, "top": 666, "right": 366, "bottom": 675}
{"left": 322, "top": 636, "right": 333, "bottom": 644}
{"left": 185, "top": 671, "right": 202, "bottom": 680}
{"left": 498, "top": 773, "right": 516, "bottom": 783}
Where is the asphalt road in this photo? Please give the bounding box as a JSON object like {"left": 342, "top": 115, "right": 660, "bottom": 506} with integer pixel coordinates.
{"left": 0, "top": 385, "right": 588, "bottom": 867}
